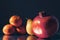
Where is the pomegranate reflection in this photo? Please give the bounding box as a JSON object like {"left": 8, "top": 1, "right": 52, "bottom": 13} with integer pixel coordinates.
{"left": 37, "top": 38, "right": 45, "bottom": 40}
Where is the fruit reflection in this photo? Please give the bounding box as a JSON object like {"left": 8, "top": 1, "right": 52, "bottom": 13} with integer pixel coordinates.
{"left": 17, "top": 35, "right": 26, "bottom": 40}
{"left": 26, "top": 36, "right": 37, "bottom": 40}
{"left": 2, "top": 35, "right": 16, "bottom": 40}
{"left": 37, "top": 38, "right": 45, "bottom": 40}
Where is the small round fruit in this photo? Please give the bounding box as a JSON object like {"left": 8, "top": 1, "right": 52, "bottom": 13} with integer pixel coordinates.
{"left": 9, "top": 15, "right": 22, "bottom": 27}
{"left": 26, "top": 36, "right": 37, "bottom": 40}
{"left": 26, "top": 19, "right": 34, "bottom": 35}
{"left": 16, "top": 26, "right": 26, "bottom": 34}
{"left": 2, "top": 24, "right": 15, "bottom": 35}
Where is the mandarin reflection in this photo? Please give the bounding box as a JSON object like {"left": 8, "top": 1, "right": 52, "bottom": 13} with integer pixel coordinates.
{"left": 2, "top": 35, "right": 16, "bottom": 40}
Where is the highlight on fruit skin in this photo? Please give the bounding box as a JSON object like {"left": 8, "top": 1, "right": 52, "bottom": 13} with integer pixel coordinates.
{"left": 2, "top": 24, "right": 15, "bottom": 35}
{"left": 26, "top": 36, "right": 37, "bottom": 40}
{"left": 9, "top": 15, "right": 22, "bottom": 27}
{"left": 16, "top": 26, "right": 26, "bottom": 34}
{"left": 26, "top": 19, "right": 34, "bottom": 35}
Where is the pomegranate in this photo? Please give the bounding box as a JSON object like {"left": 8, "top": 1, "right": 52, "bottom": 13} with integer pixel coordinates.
{"left": 32, "top": 11, "right": 59, "bottom": 38}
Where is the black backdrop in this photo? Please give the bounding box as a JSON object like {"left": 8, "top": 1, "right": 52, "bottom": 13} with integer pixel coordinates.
{"left": 0, "top": 0, "right": 60, "bottom": 35}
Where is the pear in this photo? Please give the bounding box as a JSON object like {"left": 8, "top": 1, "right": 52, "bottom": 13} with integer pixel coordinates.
{"left": 26, "top": 19, "right": 34, "bottom": 35}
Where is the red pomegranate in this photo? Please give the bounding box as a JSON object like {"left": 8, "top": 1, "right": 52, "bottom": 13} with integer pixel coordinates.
{"left": 32, "top": 11, "right": 59, "bottom": 38}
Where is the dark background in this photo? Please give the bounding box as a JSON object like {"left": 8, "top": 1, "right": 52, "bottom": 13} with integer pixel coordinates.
{"left": 0, "top": 0, "right": 60, "bottom": 39}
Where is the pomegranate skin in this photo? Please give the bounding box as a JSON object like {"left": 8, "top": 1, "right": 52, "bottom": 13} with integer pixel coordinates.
{"left": 32, "top": 14, "right": 59, "bottom": 38}
{"left": 45, "top": 16, "right": 59, "bottom": 36}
